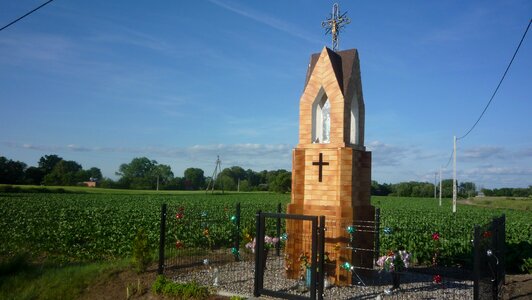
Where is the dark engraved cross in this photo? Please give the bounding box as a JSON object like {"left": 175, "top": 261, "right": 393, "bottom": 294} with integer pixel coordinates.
{"left": 312, "top": 153, "right": 329, "bottom": 182}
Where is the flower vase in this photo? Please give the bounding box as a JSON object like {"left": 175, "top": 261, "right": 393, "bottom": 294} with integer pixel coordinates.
{"left": 306, "top": 267, "right": 312, "bottom": 287}
{"left": 391, "top": 271, "right": 400, "bottom": 289}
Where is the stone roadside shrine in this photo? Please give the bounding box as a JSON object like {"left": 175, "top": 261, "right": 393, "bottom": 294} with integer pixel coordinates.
{"left": 286, "top": 45, "right": 375, "bottom": 286}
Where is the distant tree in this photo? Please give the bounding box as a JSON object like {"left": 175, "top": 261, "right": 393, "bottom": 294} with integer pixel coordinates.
{"left": 238, "top": 179, "right": 251, "bottom": 192}
{"left": 25, "top": 166, "right": 45, "bottom": 185}
{"left": 441, "top": 179, "right": 454, "bottom": 198}
{"left": 154, "top": 164, "right": 174, "bottom": 188}
{"left": 98, "top": 177, "right": 117, "bottom": 188}
{"left": 371, "top": 180, "right": 392, "bottom": 196}
{"left": 458, "top": 182, "right": 477, "bottom": 198}
{"left": 165, "top": 177, "right": 185, "bottom": 190}
{"left": 87, "top": 167, "right": 103, "bottom": 180}
{"left": 0, "top": 156, "right": 27, "bottom": 184}
{"left": 392, "top": 182, "right": 413, "bottom": 197}
{"left": 38, "top": 154, "right": 62, "bottom": 174}
{"left": 218, "top": 174, "right": 236, "bottom": 191}
{"left": 116, "top": 157, "right": 159, "bottom": 189}
{"left": 183, "top": 168, "right": 205, "bottom": 190}
{"left": 246, "top": 169, "right": 261, "bottom": 187}
{"left": 43, "top": 160, "right": 83, "bottom": 186}
{"left": 269, "top": 170, "right": 291, "bottom": 193}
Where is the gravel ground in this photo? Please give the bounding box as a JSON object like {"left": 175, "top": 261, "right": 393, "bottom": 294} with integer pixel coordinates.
{"left": 170, "top": 254, "right": 473, "bottom": 299}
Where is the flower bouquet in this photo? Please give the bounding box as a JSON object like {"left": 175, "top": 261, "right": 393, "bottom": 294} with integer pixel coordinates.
{"left": 377, "top": 248, "right": 411, "bottom": 291}
{"left": 245, "top": 235, "right": 279, "bottom": 253}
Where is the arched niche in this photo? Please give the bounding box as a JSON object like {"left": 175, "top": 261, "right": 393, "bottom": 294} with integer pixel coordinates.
{"left": 311, "top": 87, "right": 331, "bottom": 144}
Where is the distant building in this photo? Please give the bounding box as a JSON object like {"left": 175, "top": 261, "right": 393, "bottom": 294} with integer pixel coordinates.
{"left": 83, "top": 177, "right": 99, "bottom": 188}
{"left": 83, "top": 181, "right": 97, "bottom": 187}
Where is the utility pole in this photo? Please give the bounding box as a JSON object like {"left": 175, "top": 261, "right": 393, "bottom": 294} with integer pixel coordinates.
{"left": 206, "top": 156, "right": 223, "bottom": 194}
{"left": 452, "top": 136, "right": 457, "bottom": 213}
{"left": 434, "top": 172, "right": 437, "bottom": 199}
{"left": 439, "top": 167, "right": 442, "bottom": 206}
{"left": 156, "top": 175, "right": 159, "bottom": 191}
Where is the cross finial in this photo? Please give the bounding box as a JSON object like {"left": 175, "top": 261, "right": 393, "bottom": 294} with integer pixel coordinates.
{"left": 321, "top": 3, "right": 351, "bottom": 51}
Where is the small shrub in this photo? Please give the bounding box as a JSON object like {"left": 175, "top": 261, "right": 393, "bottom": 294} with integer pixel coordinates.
{"left": 151, "top": 275, "right": 209, "bottom": 299}
{"left": 131, "top": 228, "right": 151, "bottom": 273}
{"left": 520, "top": 258, "right": 532, "bottom": 274}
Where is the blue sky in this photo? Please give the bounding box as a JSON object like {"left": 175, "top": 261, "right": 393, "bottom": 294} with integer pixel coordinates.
{"left": 0, "top": 0, "right": 530, "bottom": 188}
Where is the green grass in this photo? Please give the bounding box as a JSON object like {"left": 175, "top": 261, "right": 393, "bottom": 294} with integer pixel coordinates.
{"left": 0, "top": 183, "right": 258, "bottom": 195}
{"left": 0, "top": 257, "right": 128, "bottom": 300}
{"left": 465, "top": 196, "right": 531, "bottom": 211}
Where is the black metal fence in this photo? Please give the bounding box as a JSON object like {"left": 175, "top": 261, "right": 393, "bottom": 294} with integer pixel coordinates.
{"left": 156, "top": 202, "right": 505, "bottom": 300}
{"left": 157, "top": 202, "right": 283, "bottom": 284}
{"left": 254, "top": 212, "right": 325, "bottom": 300}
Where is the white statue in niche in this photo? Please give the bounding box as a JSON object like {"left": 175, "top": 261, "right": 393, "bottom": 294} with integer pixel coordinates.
{"left": 311, "top": 89, "right": 332, "bottom": 144}
{"left": 322, "top": 100, "right": 330, "bottom": 143}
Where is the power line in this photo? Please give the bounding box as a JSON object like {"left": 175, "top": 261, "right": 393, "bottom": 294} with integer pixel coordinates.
{"left": 0, "top": 0, "right": 55, "bottom": 32}
{"left": 457, "top": 19, "right": 531, "bottom": 140}
{"left": 444, "top": 148, "right": 453, "bottom": 168}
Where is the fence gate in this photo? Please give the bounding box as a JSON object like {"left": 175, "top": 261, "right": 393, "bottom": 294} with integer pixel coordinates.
{"left": 253, "top": 212, "right": 325, "bottom": 300}
{"left": 473, "top": 215, "right": 506, "bottom": 300}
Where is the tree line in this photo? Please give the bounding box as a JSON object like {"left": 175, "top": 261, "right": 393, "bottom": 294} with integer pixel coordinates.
{"left": 481, "top": 187, "right": 532, "bottom": 197}
{"left": 0, "top": 155, "right": 292, "bottom": 193}
{"left": 371, "top": 180, "right": 480, "bottom": 198}
{"left": 0, "top": 155, "right": 102, "bottom": 186}
{"left": 1, "top": 154, "right": 529, "bottom": 197}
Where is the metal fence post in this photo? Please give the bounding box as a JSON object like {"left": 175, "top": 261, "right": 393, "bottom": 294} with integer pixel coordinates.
{"left": 473, "top": 225, "right": 480, "bottom": 300}
{"left": 157, "top": 203, "right": 167, "bottom": 275}
{"left": 374, "top": 208, "right": 381, "bottom": 263}
{"left": 317, "top": 215, "right": 326, "bottom": 300}
{"left": 276, "top": 203, "right": 281, "bottom": 256}
{"left": 234, "top": 202, "right": 241, "bottom": 261}
{"left": 253, "top": 210, "right": 262, "bottom": 297}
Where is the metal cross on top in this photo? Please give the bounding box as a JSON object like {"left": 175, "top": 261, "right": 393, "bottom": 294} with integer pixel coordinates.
{"left": 321, "top": 3, "right": 351, "bottom": 51}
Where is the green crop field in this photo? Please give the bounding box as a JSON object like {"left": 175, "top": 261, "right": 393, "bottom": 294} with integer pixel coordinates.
{"left": 0, "top": 191, "right": 530, "bottom": 272}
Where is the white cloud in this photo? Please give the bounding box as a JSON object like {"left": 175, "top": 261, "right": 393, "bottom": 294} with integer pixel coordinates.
{"left": 460, "top": 146, "right": 505, "bottom": 161}
{"left": 366, "top": 140, "right": 408, "bottom": 166}
{"left": 208, "top": 0, "right": 320, "bottom": 44}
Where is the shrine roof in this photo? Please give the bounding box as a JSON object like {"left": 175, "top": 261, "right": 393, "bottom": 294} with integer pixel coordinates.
{"left": 304, "top": 47, "right": 359, "bottom": 97}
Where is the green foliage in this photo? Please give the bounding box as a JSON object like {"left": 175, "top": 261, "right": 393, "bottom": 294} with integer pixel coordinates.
{"left": 1, "top": 192, "right": 530, "bottom": 273}
{"left": 184, "top": 168, "right": 206, "bottom": 190}
{"left": 0, "top": 259, "right": 126, "bottom": 300}
{"left": 116, "top": 157, "right": 173, "bottom": 190}
{"left": 482, "top": 186, "right": 532, "bottom": 197}
{"left": 269, "top": 170, "right": 291, "bottom": 193}
{"left": 0, "top": 156, "right": 27, "bottom": 184}
{"left": 151, "top": 275, "right": 209, "bottom": 299}
{"left": 131, "top": 228, "right": 151, "bottom": 273}
{"left": 230, "top": 296, "right": 247, "bottom": 300}
{"left": 0, "top": 192, "right": 287, "bottom": 262}
{"left": 520, "top": 258, "right": 532, "bottom": 274}
{"left": 43, "top": 160, "right": 83, "bottom": 186}
{"left": 38, "top": 154, "right": 62, "bottom": 174}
